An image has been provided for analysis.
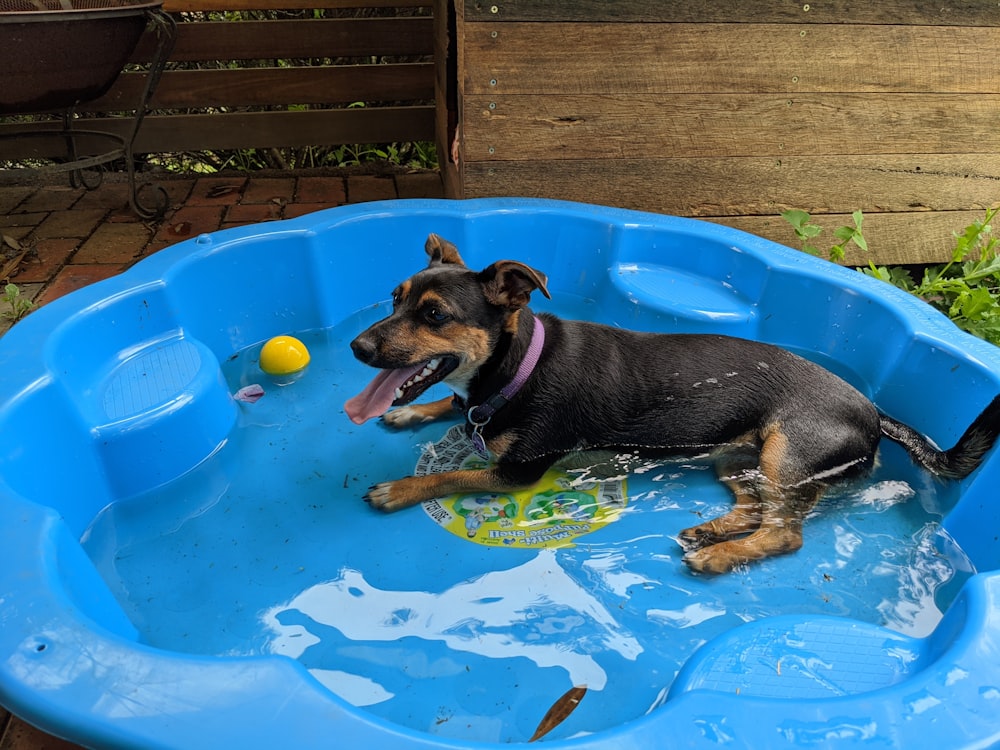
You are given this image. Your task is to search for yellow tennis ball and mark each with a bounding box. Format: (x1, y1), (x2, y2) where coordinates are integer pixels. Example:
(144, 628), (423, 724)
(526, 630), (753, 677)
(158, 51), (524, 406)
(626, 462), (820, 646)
(259, 335), (310, 376)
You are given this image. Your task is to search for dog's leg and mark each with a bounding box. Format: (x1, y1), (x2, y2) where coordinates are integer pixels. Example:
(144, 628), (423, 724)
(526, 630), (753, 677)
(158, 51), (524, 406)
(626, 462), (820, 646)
(683, 482), (822, 574)
(382, 396), (458, 429)
(678, 452), (763, 551)
(682, 430), (827, 574)
(365, 458), (552, 512)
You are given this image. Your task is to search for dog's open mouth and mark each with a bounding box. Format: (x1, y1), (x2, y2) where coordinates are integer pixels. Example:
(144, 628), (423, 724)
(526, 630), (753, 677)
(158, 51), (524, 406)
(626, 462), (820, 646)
(345, 356), (459, 424)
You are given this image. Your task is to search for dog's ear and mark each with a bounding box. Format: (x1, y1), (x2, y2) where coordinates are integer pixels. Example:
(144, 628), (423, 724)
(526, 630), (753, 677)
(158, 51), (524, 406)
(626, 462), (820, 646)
(425, 234), (466, 266)
(480, 260), (551, 309)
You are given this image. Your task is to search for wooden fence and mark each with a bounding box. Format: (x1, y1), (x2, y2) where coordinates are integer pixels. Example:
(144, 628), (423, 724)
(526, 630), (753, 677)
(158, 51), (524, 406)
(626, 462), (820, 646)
(4, 0), (999, 264)
(436, 0), (1000, 264)
(0, 0), (435, 159)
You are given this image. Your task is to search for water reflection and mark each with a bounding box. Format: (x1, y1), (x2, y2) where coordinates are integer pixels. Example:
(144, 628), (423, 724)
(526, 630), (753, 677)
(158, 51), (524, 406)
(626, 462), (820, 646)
(262, 549), (643, 703)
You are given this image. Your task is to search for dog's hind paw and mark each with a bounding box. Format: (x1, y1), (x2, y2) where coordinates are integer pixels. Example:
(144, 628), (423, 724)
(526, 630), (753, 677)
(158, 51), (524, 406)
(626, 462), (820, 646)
(683, 547), (744, 575)
(676, 526), (716, 553)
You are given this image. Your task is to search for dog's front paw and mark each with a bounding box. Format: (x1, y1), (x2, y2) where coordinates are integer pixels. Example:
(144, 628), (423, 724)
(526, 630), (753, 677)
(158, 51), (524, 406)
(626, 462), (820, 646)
(364, 478), (426, 512)
(382, 405), (430, 430)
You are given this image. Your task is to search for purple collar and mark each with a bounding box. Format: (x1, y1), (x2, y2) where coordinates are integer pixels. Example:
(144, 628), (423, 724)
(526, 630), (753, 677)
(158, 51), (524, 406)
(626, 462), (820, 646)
(466, 315), (545, 456)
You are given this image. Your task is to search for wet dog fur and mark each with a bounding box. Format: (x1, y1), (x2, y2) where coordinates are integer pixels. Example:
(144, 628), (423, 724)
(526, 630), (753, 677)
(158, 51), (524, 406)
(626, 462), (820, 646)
(347, 234), (1000, 574)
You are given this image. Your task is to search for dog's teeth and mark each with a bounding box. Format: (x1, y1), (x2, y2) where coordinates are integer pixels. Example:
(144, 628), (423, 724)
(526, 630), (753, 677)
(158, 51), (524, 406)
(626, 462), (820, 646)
(394, 387), (404, 400)
(420, 366), (433, 377)
(428, 358), (440, 369)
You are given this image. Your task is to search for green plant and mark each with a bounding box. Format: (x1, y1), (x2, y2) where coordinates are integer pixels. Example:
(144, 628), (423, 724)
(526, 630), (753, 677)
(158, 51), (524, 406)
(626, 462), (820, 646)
(863, 207), (1000, 345)
(2, 283), (33, 322)
(781, 207), (1000, 346)
(781, 209), (867, 262)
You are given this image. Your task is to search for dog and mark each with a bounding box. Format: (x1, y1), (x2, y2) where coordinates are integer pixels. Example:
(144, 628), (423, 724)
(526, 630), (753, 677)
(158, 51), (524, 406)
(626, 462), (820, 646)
(345, 234), (1000, 574)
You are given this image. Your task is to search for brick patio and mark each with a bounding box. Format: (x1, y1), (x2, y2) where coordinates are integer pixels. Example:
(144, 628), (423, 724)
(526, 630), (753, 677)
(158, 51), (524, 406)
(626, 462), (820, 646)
(0, 168), (443, 336)
(0, 166), (443, 750)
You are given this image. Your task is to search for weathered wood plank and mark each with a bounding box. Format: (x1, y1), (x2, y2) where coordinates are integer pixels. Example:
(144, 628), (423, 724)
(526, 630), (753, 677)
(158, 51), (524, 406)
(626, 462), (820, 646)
(462, 93), (1000, 160)
(460, 155), (1000, 263)
(464, 23), (1000, 95)
(715, 211), (991, 266)
(90, 63), (434, 109)
(133, 16), (433, 62)
(460, 0), (996, 26)
(0, 106), (435, 157)
(165, 0), (430, 11)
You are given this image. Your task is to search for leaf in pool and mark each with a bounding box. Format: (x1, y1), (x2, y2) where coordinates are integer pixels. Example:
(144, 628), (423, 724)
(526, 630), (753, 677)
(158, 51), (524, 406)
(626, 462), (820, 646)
(234, 384), (265, 403)
(529, 685), (587, 742)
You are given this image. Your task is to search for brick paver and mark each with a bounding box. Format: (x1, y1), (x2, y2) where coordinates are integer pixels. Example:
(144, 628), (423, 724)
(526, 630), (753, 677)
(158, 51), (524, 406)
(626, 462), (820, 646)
(187, 177), (246, 206)
(0, 187), (33, 214)
(0, 211), (47, 230)
(152, 205), (225, 244)
(284, 203), (333, 220)
(12, 239), (77, 284)
(75, 223), (152, 264)
(397, 171), (448, 199)
(296, 176), (347, 205)
(16, 186), (82, 213)
(34, 209), (106, 240)
(224, 201), (282, 226)
(242, 177), (295, 205)
(38, 263), (126, 305)
(347, 175), (397, 203)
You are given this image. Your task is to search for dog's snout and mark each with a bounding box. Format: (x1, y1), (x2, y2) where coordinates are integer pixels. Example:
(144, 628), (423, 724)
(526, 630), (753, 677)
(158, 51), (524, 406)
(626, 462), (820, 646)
(350, 335), (378, 364)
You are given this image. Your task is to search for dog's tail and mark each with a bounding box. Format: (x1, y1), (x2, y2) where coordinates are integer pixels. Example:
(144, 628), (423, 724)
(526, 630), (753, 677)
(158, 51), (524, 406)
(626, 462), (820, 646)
(880, 394), (1000, 480)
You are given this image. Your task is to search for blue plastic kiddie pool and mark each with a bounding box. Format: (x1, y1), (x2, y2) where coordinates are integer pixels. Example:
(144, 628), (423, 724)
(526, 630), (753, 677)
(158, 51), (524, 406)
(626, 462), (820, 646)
(1, 199), (999, 748)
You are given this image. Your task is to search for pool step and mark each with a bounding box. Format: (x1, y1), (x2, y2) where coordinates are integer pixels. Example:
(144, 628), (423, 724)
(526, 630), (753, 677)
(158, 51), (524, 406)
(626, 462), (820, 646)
(670, 615), (925, 700)
(90, 335), (237, 499)
(611, 262), (756, 330)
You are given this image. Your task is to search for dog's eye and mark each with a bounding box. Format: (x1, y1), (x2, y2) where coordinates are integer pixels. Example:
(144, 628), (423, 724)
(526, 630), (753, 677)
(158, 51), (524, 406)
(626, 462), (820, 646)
(424, 307), (451, 324)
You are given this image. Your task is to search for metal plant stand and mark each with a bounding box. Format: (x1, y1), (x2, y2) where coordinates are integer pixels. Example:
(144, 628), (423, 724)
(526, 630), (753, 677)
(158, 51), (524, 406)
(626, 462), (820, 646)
(0, 0), (176, 219)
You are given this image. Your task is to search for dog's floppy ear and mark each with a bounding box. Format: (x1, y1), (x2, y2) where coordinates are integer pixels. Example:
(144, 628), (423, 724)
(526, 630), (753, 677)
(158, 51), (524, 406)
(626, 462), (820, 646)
(480, 260), (551, 309)
(425, 233), (466, 266)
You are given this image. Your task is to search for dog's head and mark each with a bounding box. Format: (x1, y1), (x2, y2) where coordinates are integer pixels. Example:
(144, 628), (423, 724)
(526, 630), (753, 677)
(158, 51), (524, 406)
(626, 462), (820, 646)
(345, 234), (550, 424)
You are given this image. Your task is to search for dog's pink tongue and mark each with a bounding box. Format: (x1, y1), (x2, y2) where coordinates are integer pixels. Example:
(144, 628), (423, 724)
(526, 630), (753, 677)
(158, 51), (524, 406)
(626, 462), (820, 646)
(345, 363), (426, 424)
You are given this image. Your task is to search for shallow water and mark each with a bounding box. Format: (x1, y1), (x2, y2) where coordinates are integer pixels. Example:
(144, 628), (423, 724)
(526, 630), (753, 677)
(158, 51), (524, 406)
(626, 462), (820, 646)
(81, 301), (974, 743)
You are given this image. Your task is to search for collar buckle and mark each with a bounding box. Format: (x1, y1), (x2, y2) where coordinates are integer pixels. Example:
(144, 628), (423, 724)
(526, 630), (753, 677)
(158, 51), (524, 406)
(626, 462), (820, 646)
(463, 315), (545, 456)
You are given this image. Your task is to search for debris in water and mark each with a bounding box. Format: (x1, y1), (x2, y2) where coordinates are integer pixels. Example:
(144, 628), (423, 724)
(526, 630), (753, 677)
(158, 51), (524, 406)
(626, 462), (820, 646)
(529, 685), (587, 742)
(234, 384), (265, 403)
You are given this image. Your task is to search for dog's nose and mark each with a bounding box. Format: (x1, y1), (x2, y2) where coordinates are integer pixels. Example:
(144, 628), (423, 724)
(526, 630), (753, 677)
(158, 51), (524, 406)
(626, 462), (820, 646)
(350, 335), (377, 364)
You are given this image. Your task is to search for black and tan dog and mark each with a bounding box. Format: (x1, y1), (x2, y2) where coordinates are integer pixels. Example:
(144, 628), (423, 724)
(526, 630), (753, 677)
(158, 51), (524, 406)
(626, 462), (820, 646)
(345, 234), (1000, 574)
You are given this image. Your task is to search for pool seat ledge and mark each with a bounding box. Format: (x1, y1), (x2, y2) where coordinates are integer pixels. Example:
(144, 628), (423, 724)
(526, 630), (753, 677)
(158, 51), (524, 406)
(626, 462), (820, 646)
(85, 334), (237, 499)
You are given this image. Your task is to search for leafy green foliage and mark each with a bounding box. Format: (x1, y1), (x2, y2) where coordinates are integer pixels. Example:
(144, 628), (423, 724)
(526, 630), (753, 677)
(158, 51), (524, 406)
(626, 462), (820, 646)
(782, 208), (1000, 346)
(862, 207), (1000, 345)
(780, 209), (866, 262)
(2, 283), (33, 322)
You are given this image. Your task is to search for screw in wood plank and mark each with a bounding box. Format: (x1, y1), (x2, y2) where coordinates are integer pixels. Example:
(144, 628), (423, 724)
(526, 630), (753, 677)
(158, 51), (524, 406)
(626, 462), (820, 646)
(490, 4), (498, 12)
